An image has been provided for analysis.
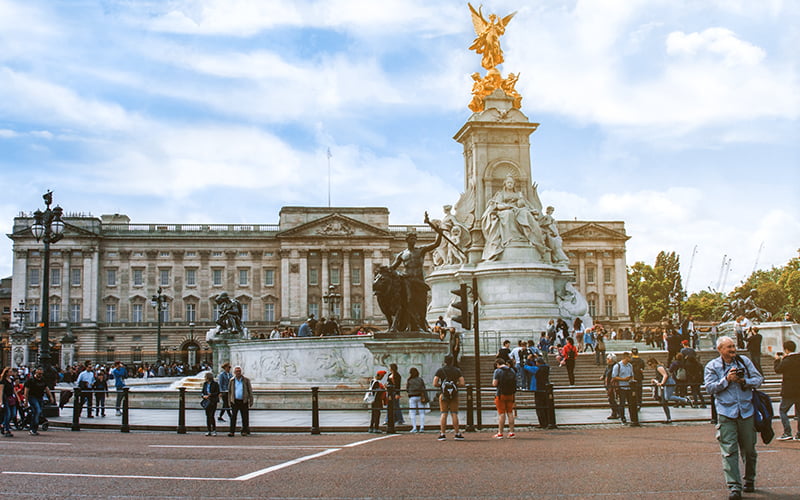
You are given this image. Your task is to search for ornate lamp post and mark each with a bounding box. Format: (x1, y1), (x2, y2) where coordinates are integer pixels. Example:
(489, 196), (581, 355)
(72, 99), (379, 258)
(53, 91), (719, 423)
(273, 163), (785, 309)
(28, 191), (65, 388)
(322, 284), (342, 320)
(151, 287), (167, 365)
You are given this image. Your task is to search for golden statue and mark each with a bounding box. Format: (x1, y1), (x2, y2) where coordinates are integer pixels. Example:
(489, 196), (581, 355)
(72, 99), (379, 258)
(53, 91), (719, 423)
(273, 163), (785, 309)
(468, 3), (516, 71)
(467, 4), (522, 113)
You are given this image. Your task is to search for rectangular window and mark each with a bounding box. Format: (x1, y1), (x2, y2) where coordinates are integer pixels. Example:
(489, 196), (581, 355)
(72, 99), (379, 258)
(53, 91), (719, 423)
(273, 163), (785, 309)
(212, 269), (223, 286)
(29, 268), (40, 286)
(604, 267), (612, 284)
(588, 298), (597, 317)
(586, 267), (595, 284)
(265, 269), (275, 286)
(186, 303), (196, 322)
(70, 302), (81, 323)
(29, 304), (39, 324)
(51, 268), (61, 286)
(213, 304), (220, 321)
(71, 268), (81, 286)
(351, 302), (362, 320)
(132, 347), (142, 362)
(212, 251), (223, 257)
(159, 251), (170, 257)
(351, 268), (361, 286)
(308, 302), (318, 319)
(186, 251), (196, 257)
(308, 268), (318, 286)
(105, 304), (116, 323)
(605, 297), (614, 317)
(330, 268), (340, 286)
(239, 269), (249, 286)
(132, 304), (143, 323)
(50, 303), (60, 323)
(159, 303), (169, 322)
(106, 348), (115, 363)
(159, 269), (170, 286)
(264, 303), (275, 322)
(241, 303), (249, 322)
(107, 269), (117, 286)
(133, 269), (144, 286)
(186, 269), (196, 286)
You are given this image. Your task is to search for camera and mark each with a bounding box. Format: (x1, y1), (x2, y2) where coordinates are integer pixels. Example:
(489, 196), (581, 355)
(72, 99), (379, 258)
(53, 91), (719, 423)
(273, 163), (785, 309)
(776, 352), (784, 356)
(735, 368), (745, 378)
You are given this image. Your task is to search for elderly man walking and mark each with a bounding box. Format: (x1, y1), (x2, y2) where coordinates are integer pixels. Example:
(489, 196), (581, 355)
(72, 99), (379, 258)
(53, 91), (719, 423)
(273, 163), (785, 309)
(227, 366), (253, 437)
(705, 336), (763, 500)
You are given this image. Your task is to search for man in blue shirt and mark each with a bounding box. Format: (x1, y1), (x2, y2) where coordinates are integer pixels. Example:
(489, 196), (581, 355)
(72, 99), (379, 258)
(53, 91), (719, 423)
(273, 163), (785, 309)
(297, 319), (312, 337)
(705, 336), (763, 500)
(611, 352), (639, 426)
(110, 361), (127, 416)
(76, 361), (96, 418)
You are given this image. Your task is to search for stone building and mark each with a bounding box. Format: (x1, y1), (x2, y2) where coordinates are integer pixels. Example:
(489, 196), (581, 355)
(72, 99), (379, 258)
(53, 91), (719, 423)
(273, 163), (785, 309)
(6, 206), (629, 366)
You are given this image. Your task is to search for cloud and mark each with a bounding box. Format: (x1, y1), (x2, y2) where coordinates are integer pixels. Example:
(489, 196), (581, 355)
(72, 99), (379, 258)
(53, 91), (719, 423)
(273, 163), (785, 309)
(666, 28), (766, 66)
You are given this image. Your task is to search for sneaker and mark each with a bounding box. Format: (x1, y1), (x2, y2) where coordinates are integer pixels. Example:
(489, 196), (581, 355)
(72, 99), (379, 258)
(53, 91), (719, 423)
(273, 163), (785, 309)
(606, 415), (619, 420)
(29, 430), (39, 436)
(507, 432), (516, 439)
(728, 490), (742, 500)
(205, 432), (212, 436)
(437, 434), (446, 441)
(115, 411), (122, 416)
(795, 434), (800, 441)
(777, 434), (793, 441)
(409, 428), (418, 433)
(494, 433), (503, 439)
(454, 433), (465, 440)
(212, 431), (217, 436)
(227, 432), (235, 437)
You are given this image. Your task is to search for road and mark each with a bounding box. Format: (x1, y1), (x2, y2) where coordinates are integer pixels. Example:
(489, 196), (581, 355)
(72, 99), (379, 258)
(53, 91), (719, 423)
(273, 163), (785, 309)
(0, 423), (798, 499)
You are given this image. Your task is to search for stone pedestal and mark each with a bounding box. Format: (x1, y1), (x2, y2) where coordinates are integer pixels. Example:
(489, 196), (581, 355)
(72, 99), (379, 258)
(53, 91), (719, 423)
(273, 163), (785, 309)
(9, 332), (32, 368)
(60, 334), (76, 369)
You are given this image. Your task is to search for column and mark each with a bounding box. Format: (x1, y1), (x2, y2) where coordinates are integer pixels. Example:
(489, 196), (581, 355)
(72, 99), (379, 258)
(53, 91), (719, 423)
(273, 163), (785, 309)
(596, 255), (605, 319)
(84, 247), (99, 323)
(342, 250), (350, 320)
(11, 250), (27, 312)
(62, 250), (71, 319)
(321, 251), (329, 289)
(614, 250), (628, 317)
(577, 251), (586, 295)
(363, 251), (374, 321)
(280, 249), (290, 321)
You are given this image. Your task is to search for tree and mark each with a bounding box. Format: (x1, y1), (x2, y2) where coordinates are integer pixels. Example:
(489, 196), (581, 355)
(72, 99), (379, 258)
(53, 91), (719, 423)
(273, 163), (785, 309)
(627, 251), (683, 324)
(683, 290), (726, 321)
(728, 250), (800, 321)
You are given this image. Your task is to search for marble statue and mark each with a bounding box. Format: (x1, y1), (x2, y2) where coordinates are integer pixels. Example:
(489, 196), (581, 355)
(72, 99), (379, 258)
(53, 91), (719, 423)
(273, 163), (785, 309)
(538, 206), (569, 265)
(481, 174), (549, 262)
(468, 3), (516, 71)
(432, 205), (470, 267)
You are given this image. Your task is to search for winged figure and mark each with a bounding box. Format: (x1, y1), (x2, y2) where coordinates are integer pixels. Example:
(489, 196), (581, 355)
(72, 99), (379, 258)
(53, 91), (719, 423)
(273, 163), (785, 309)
(468, 3), (517, 70)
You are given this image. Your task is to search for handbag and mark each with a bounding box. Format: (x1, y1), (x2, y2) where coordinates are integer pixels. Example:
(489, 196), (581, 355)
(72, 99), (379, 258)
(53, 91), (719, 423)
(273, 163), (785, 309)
(420, 391), (429, 404)
(363, 380), (377, 404)
(201, 397), (210, 409)
(6, 395), (17, 407)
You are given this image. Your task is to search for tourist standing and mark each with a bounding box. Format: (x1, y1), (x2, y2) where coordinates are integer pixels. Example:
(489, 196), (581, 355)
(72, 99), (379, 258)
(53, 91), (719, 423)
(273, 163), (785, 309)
(496, 339), (511, 363)
(76, 361), (95, 418)
(612, 352), (638, 425)
(563, 337), (578, 385)
(704, 336), (763, 499)
(602, 354), (619, 419)
(110, 361), (127, 416)
(746, 327), (763, 374)
(1, 368), (16, 437)
(492, 358), (516, 439)
(630, 348), (645, 408)
(433, 354), (465, 441)
(386, 363), (405, 426)
(217, 362), (232, 422)
(227, 366), (253, 436)
(774, 340), (800, 441)
(595, 331), (606, 366)
(202, 371), (220, 436)
(406, 367), (427, 433)
(23, 368), (53, 436)
(367, 370), (387, 433)
(92, 371), (108, 417)
(532, 357), (551, 428)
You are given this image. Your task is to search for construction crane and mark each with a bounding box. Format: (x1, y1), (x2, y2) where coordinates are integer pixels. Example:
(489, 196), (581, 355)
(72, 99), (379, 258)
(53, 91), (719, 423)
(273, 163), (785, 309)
(720, 257), (732, 293)
(752, 241), (764, 274)
(715, 254), (732, 292)
(684, 245), (698, 292)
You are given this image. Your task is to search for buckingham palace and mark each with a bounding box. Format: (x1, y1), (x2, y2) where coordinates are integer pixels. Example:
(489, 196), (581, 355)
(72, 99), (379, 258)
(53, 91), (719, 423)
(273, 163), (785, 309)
(5, 206), (630, 366)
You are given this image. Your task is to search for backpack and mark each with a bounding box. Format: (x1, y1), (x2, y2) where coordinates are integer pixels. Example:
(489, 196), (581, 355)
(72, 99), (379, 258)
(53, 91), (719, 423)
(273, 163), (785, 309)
(675, 366), (687, 382)
(566, 347), (576, 360)
(441, 379), (458, 401)
(498, 367), (517, 395)
(363, 380), (378, 404)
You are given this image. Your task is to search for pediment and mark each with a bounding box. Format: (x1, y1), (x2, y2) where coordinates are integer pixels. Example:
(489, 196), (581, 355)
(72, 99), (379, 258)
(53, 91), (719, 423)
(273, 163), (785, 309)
(561, 223), (629, 241)
(277, 213), (392, 239)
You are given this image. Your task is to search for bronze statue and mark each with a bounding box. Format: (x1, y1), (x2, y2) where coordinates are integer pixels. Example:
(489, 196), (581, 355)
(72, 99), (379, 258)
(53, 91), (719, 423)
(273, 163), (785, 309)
(215, 292), (244, 335)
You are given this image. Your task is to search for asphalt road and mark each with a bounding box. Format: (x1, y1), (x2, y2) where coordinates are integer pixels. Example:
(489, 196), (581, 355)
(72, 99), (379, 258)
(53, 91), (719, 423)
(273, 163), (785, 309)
(0, 423), (798, 499)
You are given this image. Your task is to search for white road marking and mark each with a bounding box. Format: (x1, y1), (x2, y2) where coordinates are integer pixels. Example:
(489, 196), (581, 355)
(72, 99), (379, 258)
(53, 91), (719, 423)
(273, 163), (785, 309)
(0, 442), (72, 446)
(2, 434), (399, 482)
(150, 445), (333, 450)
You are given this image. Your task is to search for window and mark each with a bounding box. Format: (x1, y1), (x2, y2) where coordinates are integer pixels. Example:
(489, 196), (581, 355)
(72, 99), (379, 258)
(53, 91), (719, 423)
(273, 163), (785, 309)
(330, 268), (340, 285)
(132, 304), (143, 323)
(308, 302), (318, 319)
(586, 267), (595, 284)
(264, 303), (275, 322)
(588, 298), (597, 317)
(239, 269), (249, 286)
(71, 268), (81, 286)
(105, 304), (116, 323)
(212, 251), (223, 257)
(159, 269), (170, 287)
(70, 301), (81, 323)
(213, 303), (220, 321)
(29, 268), (40, 286)
(51, 268), (61, 286)
(186, 251), (196, 257)
(308, 268), (318, 286)
(186, 303), (196, 322)
(132, 346), (142, 362)
(107, 269), (117, 286)
(605, 297), (615, 317)
(265, 269), (275, 286)
(212, 269), (223, 286)
(332, 302), (341, 317)
(241, 303), (249, 322)
(29, 304), (39, 324)
(50, 303), (60, 323)
(264, 252), (273, 257)
(351, 302), (362, 320)
(133, 269), (144, 286)
(238, 251), (249, 257)
(106, 348), (115, 363)
(604, 267), (612, 284)
(186, 269), (196, 286)
(159, 251), (170, 257)
(133, 251), (143, 257)
(158, 302), (169, 322)
(351, 268), (361, 286)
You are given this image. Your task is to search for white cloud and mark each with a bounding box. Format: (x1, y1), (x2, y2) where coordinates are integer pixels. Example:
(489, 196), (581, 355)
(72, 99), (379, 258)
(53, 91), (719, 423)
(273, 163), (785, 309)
(666, 28), (766, 66)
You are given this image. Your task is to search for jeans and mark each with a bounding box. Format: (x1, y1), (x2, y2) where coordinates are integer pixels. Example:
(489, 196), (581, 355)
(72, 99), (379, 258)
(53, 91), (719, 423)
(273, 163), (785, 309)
(663, 380), (689, 405)
(2, 404), (13, 433)
(779, 397), (799, 436)
(408, 396), (425, 430)
(716, 415), (757, 492)
(616, 388), (638, 424)
(219, 393), (232, 419)
(80, 390), (93, 416)
(115, 389), (125, 412)
(95, 394), (106, 416)
(28, 397), (43, 432)
(370, 400), (382, 430)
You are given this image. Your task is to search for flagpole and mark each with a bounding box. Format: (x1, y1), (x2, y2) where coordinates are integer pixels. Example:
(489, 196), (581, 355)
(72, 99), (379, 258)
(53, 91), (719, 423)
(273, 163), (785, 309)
(327, 148), (332, 207)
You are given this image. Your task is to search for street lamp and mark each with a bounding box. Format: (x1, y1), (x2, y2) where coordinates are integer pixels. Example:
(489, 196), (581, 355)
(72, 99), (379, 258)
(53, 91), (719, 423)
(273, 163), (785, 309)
(12, 300), (30, 333)
(151, 287), (167, 365)
(322, 284), (342, 320)
(28, 191), (65, 388)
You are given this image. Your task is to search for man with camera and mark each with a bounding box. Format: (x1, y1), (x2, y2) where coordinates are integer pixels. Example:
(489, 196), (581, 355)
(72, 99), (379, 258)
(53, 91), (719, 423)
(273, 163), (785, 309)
(774, 340), (800, 441)
(704, 336), (763, 500)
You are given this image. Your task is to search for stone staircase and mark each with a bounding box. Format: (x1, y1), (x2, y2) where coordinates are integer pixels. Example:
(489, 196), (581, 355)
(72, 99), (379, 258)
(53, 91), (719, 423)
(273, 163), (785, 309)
(459, 350), (782, 410)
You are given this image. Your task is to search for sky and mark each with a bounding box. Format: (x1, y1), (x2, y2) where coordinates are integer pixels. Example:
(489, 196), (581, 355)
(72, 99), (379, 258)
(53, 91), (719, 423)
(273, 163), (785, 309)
(0, 0), (798, 295)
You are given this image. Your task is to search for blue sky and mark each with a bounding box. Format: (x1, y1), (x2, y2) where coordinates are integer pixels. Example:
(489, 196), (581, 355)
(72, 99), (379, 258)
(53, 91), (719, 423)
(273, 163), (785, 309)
(0, 0), (798, 294)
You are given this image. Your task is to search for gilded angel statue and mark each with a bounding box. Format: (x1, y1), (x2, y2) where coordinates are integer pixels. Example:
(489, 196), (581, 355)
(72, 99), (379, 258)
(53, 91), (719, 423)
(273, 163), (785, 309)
(468, 3), (517, 70)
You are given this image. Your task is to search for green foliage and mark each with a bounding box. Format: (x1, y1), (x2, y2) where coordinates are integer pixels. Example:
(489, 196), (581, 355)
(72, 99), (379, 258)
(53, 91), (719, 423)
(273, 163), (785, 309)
(729, 251), (800, 320)
(683, 290), (726, 321)
(627, 251), (684, 323)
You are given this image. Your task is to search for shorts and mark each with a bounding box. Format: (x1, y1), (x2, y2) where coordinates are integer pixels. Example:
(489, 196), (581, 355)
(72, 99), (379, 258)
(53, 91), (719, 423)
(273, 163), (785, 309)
(495, 394), (515, 414)
(439, 394), (459, 413)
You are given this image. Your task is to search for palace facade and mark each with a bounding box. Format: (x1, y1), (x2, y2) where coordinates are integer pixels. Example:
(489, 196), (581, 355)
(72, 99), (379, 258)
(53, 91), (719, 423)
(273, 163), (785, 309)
(5, 206), (630, 366)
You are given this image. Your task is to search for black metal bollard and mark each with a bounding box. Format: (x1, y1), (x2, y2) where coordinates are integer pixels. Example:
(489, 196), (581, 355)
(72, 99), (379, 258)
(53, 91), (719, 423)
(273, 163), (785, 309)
(387, 391), (396, 434)
(629, 380), (640, 427)
(120, 387), (130, 433)
(546, 383), (557, 429)
(465, 384), (475, 432)
(310, 387), (320, 435)
(71, 387), (81, 431)
(177, 387), (186, 434)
